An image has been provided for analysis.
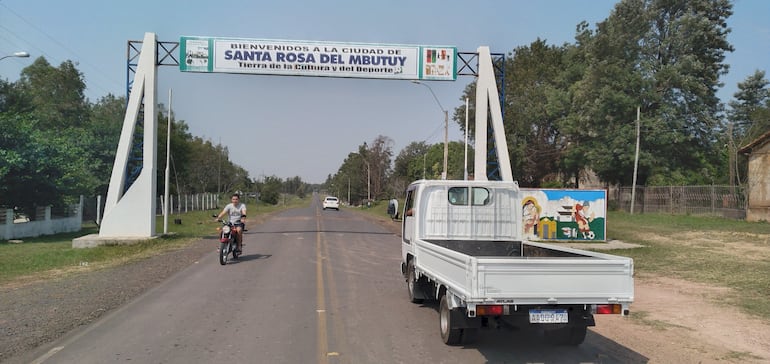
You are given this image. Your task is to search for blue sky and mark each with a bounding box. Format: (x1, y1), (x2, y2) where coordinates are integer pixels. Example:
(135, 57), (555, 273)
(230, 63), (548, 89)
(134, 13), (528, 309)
(2, 0), (768, 184)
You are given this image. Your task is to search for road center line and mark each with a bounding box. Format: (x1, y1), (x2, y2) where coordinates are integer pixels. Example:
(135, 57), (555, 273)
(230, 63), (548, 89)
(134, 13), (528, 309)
(316, 208), (329, 364)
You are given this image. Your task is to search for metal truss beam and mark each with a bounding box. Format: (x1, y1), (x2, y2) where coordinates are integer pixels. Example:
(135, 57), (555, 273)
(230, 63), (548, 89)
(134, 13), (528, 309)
(458, 51), (506, 181)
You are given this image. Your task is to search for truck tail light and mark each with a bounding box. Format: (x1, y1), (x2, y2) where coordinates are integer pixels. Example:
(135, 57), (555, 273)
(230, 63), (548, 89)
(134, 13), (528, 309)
(595, 304), (622, 314)
(476, 305), (504, 316)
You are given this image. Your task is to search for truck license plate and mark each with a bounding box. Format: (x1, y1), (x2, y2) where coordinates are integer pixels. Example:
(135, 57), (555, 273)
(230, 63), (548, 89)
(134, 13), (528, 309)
(529, 309), (568, 323)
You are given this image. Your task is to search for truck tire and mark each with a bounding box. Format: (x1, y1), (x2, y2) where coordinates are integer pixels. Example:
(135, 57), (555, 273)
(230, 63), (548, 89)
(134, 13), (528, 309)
(439, 295), (463, 345)
(406, 260), (424, 304)
(543, 324), (587, 345)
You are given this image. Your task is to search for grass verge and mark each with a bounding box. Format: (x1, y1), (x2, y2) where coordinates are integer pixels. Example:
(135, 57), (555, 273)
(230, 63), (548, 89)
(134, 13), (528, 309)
(0, 196), (309, 285)
(606, 211), (770, 321)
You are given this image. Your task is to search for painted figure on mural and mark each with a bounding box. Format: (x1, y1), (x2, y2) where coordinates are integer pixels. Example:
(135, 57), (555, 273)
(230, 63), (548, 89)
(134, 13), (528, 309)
(573, 201), (594, 234)
(522, 197), (541, 238)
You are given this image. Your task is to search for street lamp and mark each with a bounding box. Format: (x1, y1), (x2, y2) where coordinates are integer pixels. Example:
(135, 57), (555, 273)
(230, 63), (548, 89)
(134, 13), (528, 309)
(412, 80), (449, 180)
(0, 51), (30, 62)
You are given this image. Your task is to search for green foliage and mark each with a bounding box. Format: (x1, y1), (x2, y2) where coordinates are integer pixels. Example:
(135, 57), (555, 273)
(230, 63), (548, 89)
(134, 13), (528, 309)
(325, 136), (395, 203)
(0, 113), (98, 211)
(393, 141), (428, 181)
(88, 94), (126, 196)
(574, 0), (733, 186)
(0, 59), (112, 212)
(541, 180), (564, 188)
(17, 57), (90, 128)
(503, 39), (571, 187)
(445, 0), (736, 188)
(283, 176), (309, 198)
(726, 71), (770, 185)
(258, 175), (283, 204)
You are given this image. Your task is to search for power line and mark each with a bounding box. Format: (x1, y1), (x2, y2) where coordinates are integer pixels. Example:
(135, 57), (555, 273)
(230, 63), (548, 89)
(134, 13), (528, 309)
(0, 3), (122, 98)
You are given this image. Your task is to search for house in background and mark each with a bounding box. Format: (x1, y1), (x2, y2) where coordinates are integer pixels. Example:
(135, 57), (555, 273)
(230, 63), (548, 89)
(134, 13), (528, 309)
(739, 130), (770, 222)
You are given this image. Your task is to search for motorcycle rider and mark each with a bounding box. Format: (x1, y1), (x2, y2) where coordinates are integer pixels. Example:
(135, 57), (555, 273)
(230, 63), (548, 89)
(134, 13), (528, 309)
(215, 193), (247, 254)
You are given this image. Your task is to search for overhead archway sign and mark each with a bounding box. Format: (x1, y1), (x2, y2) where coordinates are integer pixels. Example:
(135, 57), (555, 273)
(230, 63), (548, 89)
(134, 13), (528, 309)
(76, 33), (511, 244)
(179, 36), (457, 81)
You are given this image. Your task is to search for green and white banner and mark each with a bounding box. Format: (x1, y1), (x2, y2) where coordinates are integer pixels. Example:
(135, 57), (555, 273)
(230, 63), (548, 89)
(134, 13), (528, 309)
(180, 36), (456, 81)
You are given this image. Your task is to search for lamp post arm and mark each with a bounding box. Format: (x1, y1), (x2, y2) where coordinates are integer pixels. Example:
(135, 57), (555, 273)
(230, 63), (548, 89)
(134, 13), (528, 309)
(412, 81), (446, 113)
(0, 52), (30, 62)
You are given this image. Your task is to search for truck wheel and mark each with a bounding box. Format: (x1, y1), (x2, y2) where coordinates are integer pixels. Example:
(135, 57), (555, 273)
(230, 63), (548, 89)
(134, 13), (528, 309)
(543, 324), (587, 345)
(406, 260), (424, 304)
(439, 295), (463, 345)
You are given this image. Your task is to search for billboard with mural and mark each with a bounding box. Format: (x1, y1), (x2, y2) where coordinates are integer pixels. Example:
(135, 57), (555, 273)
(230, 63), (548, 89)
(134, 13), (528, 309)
(520, 189), (607, 241)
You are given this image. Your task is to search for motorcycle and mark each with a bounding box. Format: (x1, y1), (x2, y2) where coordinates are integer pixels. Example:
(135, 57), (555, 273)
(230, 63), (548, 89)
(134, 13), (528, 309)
(214, 217), (240, 265)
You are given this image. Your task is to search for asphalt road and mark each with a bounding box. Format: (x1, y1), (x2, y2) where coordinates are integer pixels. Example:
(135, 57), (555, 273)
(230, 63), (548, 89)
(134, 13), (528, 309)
(24, 196), (647, 364)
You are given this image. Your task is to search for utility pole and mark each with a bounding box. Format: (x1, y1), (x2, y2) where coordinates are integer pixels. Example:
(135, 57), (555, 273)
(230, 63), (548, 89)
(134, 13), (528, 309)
(163, 89), (172, 234)
(423, 153), (426, 179)
(361, 160), (371, 206)
(728, 122), (735, 186)
(464, 97), (469, 180)
(217, 137), (222, 195)
(631, 107), (640, 214)
(443, 109), (448, 180)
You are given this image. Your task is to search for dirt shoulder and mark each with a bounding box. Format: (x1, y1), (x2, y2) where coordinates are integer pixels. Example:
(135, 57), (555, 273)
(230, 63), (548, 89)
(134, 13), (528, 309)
(2, 213), (768, 363)
(0, 238), (216, 363)
(596, 273), (770, 363)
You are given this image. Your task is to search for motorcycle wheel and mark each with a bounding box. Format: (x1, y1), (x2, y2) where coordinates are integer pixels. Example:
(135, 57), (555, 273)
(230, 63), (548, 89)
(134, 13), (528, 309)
(219, 242), (228, 265)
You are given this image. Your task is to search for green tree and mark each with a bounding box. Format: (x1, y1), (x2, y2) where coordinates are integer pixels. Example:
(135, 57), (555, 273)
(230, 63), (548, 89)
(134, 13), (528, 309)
(327, 149), (371, 205)
(258, 175), (283, 205)
(283, 176), (309, 198)
(0, 114), (97, 213)
(504, 39), (572, 187)
(17, 57), (90, 128)
(570, 0), (733, 186)
(728, 71), (769, 138)
(365, 135), (394, 200)
(727, 70), (770, 185)
(0, 78), (29, 113)
(393, 141), (430, 182)
(0, 58), (102, 213)
(455, 40), (574, 186)
(87, 94), (126, 196)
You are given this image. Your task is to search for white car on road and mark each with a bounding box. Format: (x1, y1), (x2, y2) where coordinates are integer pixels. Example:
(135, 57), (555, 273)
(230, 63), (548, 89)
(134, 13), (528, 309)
(322, 196), (340, 210)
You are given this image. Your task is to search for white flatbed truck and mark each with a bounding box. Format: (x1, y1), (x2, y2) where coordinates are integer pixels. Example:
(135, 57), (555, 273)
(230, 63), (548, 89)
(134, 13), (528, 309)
(398, 47), (633, 345)
(400, 179), (634, 345)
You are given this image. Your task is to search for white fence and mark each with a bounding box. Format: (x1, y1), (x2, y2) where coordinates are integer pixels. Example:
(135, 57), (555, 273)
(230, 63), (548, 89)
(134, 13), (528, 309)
(157, 193), (220, 216)
(1, 196), (83, 240)
(3, 193), (225, 240)
(79, 193), (220, 226)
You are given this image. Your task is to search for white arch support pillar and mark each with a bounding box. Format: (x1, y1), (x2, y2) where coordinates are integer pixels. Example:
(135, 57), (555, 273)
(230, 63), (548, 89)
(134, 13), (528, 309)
(99, 32), (159, 238)
(474, 46), (513, 182)
(74, 33), (158, 247)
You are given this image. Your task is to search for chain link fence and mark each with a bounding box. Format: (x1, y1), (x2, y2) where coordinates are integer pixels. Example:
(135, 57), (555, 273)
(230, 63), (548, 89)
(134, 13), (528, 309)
(607, 185), (746, 219)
